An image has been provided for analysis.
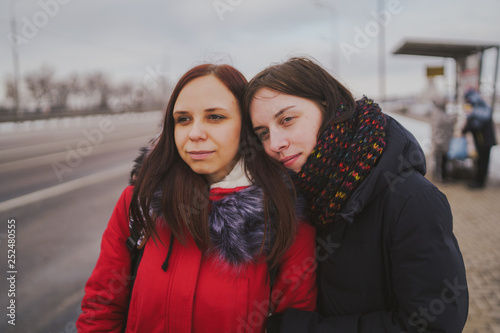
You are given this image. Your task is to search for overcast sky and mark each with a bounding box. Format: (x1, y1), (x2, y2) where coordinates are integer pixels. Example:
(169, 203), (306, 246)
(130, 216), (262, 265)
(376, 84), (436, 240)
(1, 0), (499, 106)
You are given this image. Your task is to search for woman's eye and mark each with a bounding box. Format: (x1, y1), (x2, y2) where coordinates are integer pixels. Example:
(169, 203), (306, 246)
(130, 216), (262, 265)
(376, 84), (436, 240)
(208, 114), (226, 121)
(256, 130), (269, 141)
(281, 116), (295, 125)
(175, 116), (190, 123)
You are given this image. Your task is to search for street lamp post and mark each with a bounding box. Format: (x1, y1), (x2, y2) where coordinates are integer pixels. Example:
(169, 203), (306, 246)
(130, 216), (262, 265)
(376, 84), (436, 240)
(10, 0), (21, 117)
(312, 0), (339, 75)
(378, 0), (386, 102)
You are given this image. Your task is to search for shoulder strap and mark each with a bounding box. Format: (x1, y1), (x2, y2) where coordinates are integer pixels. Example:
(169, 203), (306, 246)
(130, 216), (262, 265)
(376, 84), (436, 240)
(267, 263), (279, 316)
(123, 207), (144, 332)
(126, 220), (144, 293)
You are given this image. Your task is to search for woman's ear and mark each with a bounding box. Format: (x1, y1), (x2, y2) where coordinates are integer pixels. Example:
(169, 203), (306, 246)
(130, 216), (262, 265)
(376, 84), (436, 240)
(318, 101), (327, 118)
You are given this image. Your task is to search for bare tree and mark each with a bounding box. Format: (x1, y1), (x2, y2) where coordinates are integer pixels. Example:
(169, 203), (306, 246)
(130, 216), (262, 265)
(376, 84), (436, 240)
(112, 81), (134, 111)
(24, 65), (55, 112)
(151, 75), (172, 108)
(4, 76), (18, 111)
(51, 73), (80, 112)
(84, 72), (111, 111)
(3, 64), (172, 115)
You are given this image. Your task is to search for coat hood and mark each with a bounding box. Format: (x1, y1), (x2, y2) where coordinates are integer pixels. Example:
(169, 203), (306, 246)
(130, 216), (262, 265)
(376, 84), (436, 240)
(464, 89), (487, 107)
(338, 115), (427, 223)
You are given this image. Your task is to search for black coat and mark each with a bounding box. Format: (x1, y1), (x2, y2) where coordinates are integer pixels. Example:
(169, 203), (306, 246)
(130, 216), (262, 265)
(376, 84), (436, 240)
(462, 91), (497, 148)
(279, 116), (469, 332)
(463, 114), (497, 148)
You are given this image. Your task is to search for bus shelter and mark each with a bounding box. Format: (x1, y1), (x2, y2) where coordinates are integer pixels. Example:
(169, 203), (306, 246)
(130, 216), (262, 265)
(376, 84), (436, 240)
(393, 39), (499, 112)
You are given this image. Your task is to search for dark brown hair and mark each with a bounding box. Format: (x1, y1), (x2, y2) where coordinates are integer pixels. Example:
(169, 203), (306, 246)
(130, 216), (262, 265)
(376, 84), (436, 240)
(243, 57), (356, 135)
(129, 63), (297, 267)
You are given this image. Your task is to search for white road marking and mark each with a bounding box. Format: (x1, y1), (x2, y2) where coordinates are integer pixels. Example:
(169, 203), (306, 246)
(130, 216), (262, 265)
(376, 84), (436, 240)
(0, 163), (132, 212)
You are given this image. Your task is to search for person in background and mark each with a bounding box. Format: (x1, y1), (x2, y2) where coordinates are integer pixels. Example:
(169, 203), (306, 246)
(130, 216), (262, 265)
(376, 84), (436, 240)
(244, 57), (468, 332)
(76, 63), (317, 332)
(462, 88), (497, 189)
(431, 96), (456, 182)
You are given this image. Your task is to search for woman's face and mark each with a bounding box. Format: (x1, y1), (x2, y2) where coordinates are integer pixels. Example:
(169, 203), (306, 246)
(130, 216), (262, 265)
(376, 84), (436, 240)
(250, 88), (323, 173)
(174, 75), (242, 183)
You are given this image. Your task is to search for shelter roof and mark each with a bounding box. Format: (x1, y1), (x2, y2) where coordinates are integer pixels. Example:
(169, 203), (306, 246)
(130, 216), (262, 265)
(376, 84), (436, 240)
(393, 39), (499, 59)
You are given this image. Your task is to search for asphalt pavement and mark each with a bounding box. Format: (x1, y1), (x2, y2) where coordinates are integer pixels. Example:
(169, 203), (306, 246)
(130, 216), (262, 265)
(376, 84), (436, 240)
(0, 111), (163, 332)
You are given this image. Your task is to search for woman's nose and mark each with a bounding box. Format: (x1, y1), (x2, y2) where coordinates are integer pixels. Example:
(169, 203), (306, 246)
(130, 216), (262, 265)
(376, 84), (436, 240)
(188, 121), (207, 141)
(269, 130), (288, 153)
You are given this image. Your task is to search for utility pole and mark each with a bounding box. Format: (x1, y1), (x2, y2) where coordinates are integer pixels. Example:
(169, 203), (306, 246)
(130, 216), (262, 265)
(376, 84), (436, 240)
(10, 0), (21, 116)
(378, 0), (386, 102)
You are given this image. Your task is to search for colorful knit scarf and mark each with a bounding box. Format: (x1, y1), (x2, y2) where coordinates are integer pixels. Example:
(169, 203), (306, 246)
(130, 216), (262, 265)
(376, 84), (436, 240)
(292, 96), (386, 225)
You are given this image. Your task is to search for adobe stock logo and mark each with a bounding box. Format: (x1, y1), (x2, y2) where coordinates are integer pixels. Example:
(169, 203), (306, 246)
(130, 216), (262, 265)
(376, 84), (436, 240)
(7, 0), (73, 46)
(212, 0), (243, 21)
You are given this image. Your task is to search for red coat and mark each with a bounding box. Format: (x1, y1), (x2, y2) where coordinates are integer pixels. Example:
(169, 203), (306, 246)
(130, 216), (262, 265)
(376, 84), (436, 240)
(77, 185), (317, 332)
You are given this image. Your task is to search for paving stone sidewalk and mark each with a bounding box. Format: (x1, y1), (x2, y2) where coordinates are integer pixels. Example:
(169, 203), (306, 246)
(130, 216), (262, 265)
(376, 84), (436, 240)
(436, 178), (500, 332)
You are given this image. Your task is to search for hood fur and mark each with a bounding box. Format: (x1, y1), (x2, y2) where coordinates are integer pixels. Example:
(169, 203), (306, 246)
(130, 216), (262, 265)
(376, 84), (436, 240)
(208, 186), (274, 266)
(145, 184), (276, 267)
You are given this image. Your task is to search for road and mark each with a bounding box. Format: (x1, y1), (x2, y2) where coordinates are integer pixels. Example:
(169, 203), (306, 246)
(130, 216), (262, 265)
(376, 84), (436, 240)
(0, 111), (162, 333)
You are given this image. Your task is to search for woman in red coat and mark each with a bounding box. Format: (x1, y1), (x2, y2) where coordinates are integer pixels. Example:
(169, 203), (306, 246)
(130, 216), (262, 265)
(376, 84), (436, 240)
(76, 63), (317, 332)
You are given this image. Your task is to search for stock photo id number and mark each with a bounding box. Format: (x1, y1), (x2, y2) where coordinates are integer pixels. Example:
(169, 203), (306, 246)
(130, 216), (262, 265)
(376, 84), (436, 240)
(6, 218), (17, 326)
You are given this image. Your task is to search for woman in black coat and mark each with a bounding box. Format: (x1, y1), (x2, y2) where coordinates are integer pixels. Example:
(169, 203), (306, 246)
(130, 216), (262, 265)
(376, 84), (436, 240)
(462, 89), (497, 188)
(243, 57), (469, 332)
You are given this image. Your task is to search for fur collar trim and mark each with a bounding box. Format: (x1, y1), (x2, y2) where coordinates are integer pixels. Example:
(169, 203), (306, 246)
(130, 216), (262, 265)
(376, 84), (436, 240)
(148, 185), (274, 267)
(208, 185), (273, 266)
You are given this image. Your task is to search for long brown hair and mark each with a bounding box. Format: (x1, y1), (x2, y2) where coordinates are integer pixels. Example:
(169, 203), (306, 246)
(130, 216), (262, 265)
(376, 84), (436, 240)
(243, 57), (356, 135)
(129, 63), (297, 267)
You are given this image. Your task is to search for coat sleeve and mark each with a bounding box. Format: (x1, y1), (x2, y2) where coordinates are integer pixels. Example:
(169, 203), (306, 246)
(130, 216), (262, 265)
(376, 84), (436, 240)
(272, 221), (317, 314)
(76, 186), (135, 332)
(278, 186), (469, 333)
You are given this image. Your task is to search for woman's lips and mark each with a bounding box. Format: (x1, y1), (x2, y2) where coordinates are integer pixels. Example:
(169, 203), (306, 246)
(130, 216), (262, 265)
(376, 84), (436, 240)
(188, 151), (214, 160)
(280, 153), (301, 168)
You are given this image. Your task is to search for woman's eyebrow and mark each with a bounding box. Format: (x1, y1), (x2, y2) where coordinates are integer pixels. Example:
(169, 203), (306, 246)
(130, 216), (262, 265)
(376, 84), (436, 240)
(274, 105), (295, 119)
(205, 107), (227, 112)
(253, 105), (296, 131)
(173, 110), (188, 115)
(173, 107), (227, 114)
